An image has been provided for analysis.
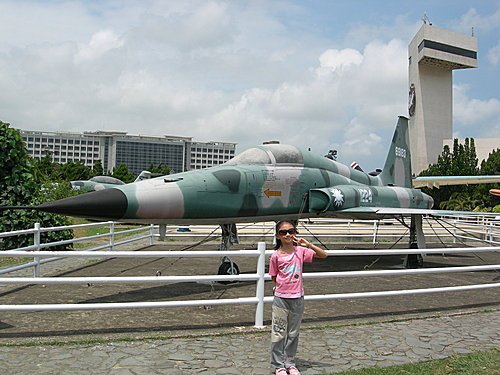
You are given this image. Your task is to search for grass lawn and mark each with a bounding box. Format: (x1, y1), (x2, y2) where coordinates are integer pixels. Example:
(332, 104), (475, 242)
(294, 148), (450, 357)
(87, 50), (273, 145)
(0, 257), (32, 268)
(331, 349), (499, 375)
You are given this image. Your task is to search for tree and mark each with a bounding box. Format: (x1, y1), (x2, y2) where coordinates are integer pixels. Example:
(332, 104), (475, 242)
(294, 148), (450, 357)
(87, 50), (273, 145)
(480, 148), (500, 175)
(476, 148), (500, 209)
(57, 161), (91, 181)
(438, 192), (482, 211)
(449, 138), (478, 176)
(0, 121), (72, 250)
(419, 138), (479, 209)
(112, 163), (135, 183)
(92, 159), (104, 177)
(146, 163), (171, 176)
(33, 153), (56, 182)
(420, 140), (499, 211)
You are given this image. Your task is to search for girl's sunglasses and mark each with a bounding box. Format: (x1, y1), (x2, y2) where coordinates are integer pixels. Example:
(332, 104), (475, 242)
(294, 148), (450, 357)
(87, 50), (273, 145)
(278, 228), (297, 236)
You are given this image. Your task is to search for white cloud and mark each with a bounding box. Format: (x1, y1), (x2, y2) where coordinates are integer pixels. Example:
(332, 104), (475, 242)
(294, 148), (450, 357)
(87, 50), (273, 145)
(340, 120), (384, 161)
(454, 84), (500, 138)
(453, 7), (500, 34)
(488, 42), (500, 65)
(316, 48), (363, 77)
(344, 16), (419, 49)
(195, 38), (408, 169)
(75, 30), (124, 63)
(134, 1), (234, 51)
(0, 1), (98, 49)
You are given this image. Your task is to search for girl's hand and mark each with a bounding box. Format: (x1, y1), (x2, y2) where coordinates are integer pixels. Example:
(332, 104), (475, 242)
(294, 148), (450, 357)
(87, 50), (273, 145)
(294, 236), (328, 258)
(293, 236), (310, 248)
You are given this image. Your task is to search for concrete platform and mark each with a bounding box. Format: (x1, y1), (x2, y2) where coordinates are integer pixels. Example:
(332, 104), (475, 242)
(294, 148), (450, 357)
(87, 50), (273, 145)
(0, 238), (498, 373)
(0, 239), (498, 342)
(0, 310), (498, 374)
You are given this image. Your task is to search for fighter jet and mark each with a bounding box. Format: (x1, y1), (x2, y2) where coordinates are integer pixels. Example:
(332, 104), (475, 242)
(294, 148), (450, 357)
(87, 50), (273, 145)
(22, 117), (433, 269)
(70, 171), (159, 192)
(7, 116), (495, 272)
(70, 175), (125, 192)
(37, 117), (434, 223)
(413, 175), (500, 189)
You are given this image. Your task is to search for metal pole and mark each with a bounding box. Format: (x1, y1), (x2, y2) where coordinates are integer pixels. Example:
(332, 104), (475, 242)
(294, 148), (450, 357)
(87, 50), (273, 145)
(159, 224), (167, 241)
(254, 241), (266, 328)
(33, 222), (41, 277)
(453, 220), (457, 244)
(149, 224), (155, 245)
(415, 215), (426, 249)
(109, 222), (115, 250)
(372, 221), (378, 245)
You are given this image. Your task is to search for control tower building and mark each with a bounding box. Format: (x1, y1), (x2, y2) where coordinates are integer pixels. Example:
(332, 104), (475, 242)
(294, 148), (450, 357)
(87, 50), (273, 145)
(408, 23), (477, 174)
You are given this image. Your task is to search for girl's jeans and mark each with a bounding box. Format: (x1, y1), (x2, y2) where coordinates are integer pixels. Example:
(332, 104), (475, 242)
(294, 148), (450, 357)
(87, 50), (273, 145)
(270, 296), (304, 369)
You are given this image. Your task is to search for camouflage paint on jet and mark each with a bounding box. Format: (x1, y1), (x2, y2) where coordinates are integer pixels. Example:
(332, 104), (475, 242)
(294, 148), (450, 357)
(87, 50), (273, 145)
(70, 176), (125, 192)
(37, 117), (435, 224)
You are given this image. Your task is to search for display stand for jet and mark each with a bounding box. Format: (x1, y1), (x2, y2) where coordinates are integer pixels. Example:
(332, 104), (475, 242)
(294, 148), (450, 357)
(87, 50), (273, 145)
(404, 214), (425, 268)
(158, 224), (167, 241)
(158, 223), (240, 280)
(217, 223), (240, 282)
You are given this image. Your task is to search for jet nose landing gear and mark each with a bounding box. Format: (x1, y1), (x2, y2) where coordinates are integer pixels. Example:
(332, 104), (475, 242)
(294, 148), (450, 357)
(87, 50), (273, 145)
(404, 214), (425, 269)
(218, 224), (240, 284)
(218, 256), (240, 284)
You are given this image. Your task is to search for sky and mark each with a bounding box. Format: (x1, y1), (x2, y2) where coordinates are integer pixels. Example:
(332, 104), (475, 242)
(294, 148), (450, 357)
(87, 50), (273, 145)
(0, 0), (499, 171)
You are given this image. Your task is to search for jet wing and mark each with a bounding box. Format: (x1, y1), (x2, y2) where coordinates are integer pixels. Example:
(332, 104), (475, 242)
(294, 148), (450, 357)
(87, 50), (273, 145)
(328, 207), (499, 220)
(413, 175), (500, 188)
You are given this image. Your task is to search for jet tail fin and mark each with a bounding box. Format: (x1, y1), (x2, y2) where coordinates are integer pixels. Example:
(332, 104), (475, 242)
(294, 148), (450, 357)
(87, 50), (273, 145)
(134, 170), (152, 182)
(378, 116), (412, 188)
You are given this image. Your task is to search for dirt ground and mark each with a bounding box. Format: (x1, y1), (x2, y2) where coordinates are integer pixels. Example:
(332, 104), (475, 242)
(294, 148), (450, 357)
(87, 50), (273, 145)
(0, 240), (499, 344)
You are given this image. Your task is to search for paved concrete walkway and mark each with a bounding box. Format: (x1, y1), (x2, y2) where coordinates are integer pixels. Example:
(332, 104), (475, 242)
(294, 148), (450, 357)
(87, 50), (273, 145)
(1, 310), (498, 375)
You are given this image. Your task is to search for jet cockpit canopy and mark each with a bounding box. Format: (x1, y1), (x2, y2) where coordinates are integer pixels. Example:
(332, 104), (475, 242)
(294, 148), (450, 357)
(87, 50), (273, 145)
(89, 176), (125, 185)
(226, 144), (304, 166)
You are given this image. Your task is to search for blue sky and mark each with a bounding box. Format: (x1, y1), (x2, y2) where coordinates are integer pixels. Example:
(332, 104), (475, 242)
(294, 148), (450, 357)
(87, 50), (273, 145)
(0, 0), (498, 171)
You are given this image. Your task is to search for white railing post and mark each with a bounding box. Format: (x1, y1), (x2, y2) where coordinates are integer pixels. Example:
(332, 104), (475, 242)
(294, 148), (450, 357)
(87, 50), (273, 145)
(254, 241), (266, 328)
(109, 222), (115, 250)
(33, 222), (41, 277)
(372, 221), (378, 245)
(149, 224), (155, 246)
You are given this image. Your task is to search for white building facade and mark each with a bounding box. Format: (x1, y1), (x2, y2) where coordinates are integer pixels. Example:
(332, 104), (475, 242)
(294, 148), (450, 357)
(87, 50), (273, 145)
(20, 129), (236, 174)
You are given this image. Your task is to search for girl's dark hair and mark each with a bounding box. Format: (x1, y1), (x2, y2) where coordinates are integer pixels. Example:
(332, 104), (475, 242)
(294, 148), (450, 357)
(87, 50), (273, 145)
(274, 220), (297, 250)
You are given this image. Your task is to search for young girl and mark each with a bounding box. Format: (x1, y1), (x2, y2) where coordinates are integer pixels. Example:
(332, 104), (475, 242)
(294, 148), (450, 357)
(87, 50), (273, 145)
(269, 220), (328, 375)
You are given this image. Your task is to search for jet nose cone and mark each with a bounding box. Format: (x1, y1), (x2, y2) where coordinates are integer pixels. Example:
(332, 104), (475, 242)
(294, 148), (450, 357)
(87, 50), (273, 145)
(38, 188), (128, 220)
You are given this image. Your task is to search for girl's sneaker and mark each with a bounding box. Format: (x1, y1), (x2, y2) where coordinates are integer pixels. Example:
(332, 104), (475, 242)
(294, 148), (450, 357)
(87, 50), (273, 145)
(287, 367), (301, 375)
(275, 368), (287, 375)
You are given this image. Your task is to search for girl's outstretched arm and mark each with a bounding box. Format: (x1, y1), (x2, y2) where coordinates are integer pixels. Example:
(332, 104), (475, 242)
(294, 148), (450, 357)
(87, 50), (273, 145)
(293, 236), (328, 258)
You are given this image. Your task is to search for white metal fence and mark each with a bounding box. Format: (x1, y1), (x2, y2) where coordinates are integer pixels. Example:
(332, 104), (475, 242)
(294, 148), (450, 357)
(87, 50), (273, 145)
(161, 218), (500, 244)
(0, 221), (155, 276)
(0, 218), (499, 328)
